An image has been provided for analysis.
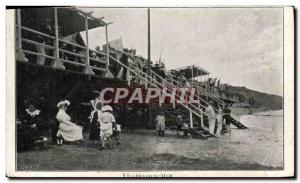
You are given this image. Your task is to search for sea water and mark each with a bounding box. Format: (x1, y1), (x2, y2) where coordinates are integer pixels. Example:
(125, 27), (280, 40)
(222, 110), (284, 168)
(150, 110), (284, 169)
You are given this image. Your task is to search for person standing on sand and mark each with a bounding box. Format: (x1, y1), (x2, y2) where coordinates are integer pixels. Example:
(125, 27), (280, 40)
(223, 105), (232, 133)
(156, 111), (166, 137)
(99, 105), (115, 149)
(176, 114), (183, 136)
(205, 101), (217, 134)
(89, 99), (102, 141)
(216, 107), (223, 136)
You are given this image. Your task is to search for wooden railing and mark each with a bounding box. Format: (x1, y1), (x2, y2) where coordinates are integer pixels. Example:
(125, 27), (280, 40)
(17, 25), (108, 75)
(15, 7), (110, 76)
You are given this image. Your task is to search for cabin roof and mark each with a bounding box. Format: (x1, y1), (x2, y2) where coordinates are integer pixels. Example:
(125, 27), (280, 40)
(171, 65), (210, 79)
(21, 7), (106, 37)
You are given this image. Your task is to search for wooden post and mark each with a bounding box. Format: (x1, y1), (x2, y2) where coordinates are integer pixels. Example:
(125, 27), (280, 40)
(104, 24), (114, 78)
(147, 8), (151, 66)
(84, 15), (94, 74)
(205, 74), (209, 100)
(200, 110), (204, 128)
(172, 97), (176, 109)
(189, 109), (193, 129)
(105, 25), (109, 68)
(127, 70), (131, 86)
(16, 9), (27, 62)
(144, 71), (148, 89)
(52, 8), (64, 69)
(191, 65), (194, 87)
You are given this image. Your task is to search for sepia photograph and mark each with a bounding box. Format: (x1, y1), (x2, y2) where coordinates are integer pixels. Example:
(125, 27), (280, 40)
(5, 6), (294, 177)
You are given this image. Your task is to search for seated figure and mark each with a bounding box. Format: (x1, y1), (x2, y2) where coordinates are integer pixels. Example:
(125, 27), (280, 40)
(56, 99), (84, 144)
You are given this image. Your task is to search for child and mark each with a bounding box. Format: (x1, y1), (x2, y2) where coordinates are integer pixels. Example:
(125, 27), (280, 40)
(156, 111), (166, 137)
(99, 105), (115, 149)
(176, 114), (183, 136)
(181, 122), (189, 138)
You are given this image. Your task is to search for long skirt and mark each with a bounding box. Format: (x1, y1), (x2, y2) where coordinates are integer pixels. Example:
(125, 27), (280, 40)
(57, 123), (83, 141)
(89, 121), (100, 140)
(100, 122), (113, 140)
(208, 118), (216, 134)
(156, 121), (165, 131)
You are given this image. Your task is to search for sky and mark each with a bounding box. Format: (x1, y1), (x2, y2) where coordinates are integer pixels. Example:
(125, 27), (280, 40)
(81, 8), (283, 96)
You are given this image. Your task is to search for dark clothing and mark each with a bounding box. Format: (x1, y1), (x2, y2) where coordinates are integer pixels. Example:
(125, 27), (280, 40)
(89, 112), (100, 140)
(17, 113), (43, 151)
(158, 131), (165, 137)
(223, 108), (231, 125)
(50, 118), (60, 143)
(176, 124), (182, 131)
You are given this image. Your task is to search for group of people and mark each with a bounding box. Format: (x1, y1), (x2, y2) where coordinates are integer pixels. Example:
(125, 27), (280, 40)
(55, 98), (121, 149)
(17, 98), (121, 152)
(205, 101), (232, 136)
(154, 101), (232, 138)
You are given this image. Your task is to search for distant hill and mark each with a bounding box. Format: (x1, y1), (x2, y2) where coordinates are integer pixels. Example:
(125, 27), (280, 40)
(226, 86), (283, 110)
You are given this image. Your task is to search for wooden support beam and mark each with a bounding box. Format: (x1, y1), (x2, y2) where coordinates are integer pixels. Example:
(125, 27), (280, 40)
(105, 25), (109, 68)
(84, 15), (95, 75)
(52, 8), (65, 69)
(16, 9), (27, 62)
(189, 109), (193, 129)
(200, 110), (204, 128)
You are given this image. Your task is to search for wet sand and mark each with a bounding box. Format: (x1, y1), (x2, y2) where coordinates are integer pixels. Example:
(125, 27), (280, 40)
(17, 110), (283, 171)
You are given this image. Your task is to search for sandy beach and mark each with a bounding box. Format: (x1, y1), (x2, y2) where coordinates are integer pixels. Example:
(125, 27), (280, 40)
(17, 110), (283, 171)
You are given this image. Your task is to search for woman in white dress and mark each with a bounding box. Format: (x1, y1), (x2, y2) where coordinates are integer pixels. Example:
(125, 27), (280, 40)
(56, 100), (84, 144)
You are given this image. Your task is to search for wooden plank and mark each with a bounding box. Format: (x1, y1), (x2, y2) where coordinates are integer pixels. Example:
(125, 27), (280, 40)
(60, 58), (86, 67)
(59, 48), (85, 58)
(22, 38), (55, 49)
(21, 26), (55, 39)
(22, 49), (55, 59)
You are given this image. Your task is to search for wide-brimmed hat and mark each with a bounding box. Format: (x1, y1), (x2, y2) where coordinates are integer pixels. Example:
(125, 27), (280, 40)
(57, 99), (70, 108)
(102, 105), (113, 112)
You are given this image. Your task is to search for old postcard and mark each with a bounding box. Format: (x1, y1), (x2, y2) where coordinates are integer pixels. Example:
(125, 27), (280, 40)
(6, 6), (294, 178)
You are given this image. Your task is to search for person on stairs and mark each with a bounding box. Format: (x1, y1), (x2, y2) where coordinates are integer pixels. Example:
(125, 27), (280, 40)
(205, 100), (217, 135)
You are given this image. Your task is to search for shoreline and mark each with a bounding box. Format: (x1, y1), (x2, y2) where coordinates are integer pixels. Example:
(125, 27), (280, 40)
(230, 107), (283, 116)
(17, 129), (283, 171)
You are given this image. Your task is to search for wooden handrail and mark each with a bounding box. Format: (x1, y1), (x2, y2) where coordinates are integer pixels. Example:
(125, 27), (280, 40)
(110, 56), (213, 127)
(22, 38), (55, 50)
(20, 25), (107, 73)
(89, 57), (106, 64)
(22, 49), (55, 60)
(58, 39), (86, 49)
(60, 58), (86, 67)
(90, 66), (106, 72)
(21, 26), (55, 40)
(59, 48), (86, 58)
(130, 63), (209, 115)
